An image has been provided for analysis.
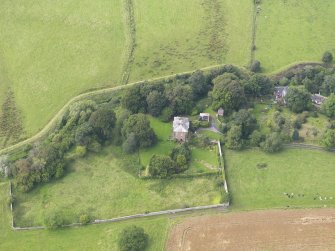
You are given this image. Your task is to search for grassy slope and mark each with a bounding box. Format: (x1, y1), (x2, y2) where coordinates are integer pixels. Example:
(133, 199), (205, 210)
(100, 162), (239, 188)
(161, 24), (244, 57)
(256, 0), (335, 72)
(14, 146), (221, 227)
(226, 148), (335, 210)
(130, 0), (252, 81)
(0, 182), (169, 251)
(0, 0), (125, 137)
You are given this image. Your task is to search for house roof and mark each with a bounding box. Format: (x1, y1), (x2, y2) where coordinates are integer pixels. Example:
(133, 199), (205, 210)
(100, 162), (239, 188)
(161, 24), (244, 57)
(173, 117), (189, 133)
(199, 113), (210, 117)
(311, 94), (327, 104)
(274, 86), (289, 96)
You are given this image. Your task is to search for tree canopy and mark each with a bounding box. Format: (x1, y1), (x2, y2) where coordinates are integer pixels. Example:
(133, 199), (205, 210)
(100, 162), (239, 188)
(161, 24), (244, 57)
(122, 114), (157, 148)
(148, 154), (176, 178)
(321, 94), (335, 118)
(286, 87), (312, 113)
(212, 73), (246, 113)
(121, 85), (147, 114)
(118, 225), (149, 251)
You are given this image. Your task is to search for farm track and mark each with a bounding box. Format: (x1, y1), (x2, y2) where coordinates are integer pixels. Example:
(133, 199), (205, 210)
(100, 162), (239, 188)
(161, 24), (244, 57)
(120, 0), (136, 85)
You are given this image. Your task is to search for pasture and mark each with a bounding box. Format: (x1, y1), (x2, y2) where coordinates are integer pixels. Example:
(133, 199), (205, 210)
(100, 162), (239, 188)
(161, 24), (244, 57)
(225, 148), (335, 210)
(0, 0), (125, 142)
(255, 0), (335, 72)
(0, 0), (253, 149)
(130, 0), (253, 81)
(0, 181), (169, 251)
(13, 146), (221, 227)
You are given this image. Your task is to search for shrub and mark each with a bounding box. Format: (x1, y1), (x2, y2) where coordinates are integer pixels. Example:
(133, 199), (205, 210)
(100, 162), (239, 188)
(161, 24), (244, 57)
(322, 51), (333, 64)
(44, 211), (65, 229)
(321, 129), (335, 149)
(72, 145), (87, 159)
(122, 133), (139, 154)
(79, 214), (91, 225)
(260, 133), (283, 153)
(292, 129), (300, 141)
(87, 140), (102, 153)
(249, 130), (264, 147)
(7, 194), (16, 207)
(250, 60), (261, 73)
(118, 225), (148, 251)
(148, 155), (176, 178)
(160, 107), (173, 122)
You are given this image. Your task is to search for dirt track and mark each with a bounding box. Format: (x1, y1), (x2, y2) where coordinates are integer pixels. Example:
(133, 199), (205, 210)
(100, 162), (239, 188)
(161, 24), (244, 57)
(166, 209), (335, 251)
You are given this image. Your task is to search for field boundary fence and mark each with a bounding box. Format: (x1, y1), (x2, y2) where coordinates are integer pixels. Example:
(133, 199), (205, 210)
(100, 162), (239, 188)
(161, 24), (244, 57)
(10, 202), (229, 231)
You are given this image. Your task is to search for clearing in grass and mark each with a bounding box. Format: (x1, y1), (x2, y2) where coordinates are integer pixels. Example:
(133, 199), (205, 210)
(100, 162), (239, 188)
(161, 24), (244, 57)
(225, 148), (335, 210)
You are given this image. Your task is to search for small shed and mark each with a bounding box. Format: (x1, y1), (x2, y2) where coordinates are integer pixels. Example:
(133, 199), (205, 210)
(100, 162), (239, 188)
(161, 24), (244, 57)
(217, 108), (224, 117)
(199, 113), (210, 122)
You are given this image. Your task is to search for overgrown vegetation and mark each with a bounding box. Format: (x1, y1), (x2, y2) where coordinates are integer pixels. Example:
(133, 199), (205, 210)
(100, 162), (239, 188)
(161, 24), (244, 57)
(0, 90), (23, 146)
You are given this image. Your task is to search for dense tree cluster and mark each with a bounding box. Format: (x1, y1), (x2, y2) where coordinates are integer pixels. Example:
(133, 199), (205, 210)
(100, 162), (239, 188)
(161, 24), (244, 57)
(211, 73), (246, 113)
(286, 87), (312, 113)
(13, 100), (118, 192)
(122, 114), (157, 148)
(321, 94), (335, 118)
(276, 65), (335, 96)
(148, 143), (191, 177)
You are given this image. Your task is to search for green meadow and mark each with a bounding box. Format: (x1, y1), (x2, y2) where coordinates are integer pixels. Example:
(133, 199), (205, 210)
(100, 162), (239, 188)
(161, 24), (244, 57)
(0, 181), (169, 251)
(255, 0), (335, 72)
(130, 0), (253, 80)
(225, 148), (335, 210)
(13, 146), (221, 227)
(0, 0), (125, 141)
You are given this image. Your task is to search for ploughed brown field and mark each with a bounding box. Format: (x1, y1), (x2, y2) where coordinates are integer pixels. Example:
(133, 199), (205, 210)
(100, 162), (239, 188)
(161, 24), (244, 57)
(166, 209), (335, 251)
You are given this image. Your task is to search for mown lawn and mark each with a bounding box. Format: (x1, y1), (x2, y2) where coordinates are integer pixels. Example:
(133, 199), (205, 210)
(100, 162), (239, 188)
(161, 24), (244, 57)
(14, 146), (221, 227)
(225, 148), (335, 210)
(130, 0), (252, 81)
(255, 0), (335, 72)
(0, 0), (125, 138)
(0, 181), (169, 251)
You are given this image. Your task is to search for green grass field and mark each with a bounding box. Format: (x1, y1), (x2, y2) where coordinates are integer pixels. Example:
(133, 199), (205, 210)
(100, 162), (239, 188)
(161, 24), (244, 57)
(255, 0), (335, 72)
(0, 0), (125, 140)
(0, 0), (253, 148)
(0, 181), (169, 251)
(225, 148), (335, 210)
(130, 0), (252, 80)
(14, 146), (221, 227)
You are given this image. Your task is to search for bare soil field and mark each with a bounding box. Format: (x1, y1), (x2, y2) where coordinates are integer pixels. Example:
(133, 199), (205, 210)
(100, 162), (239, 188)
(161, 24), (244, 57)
(166, 209), (335, 251)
